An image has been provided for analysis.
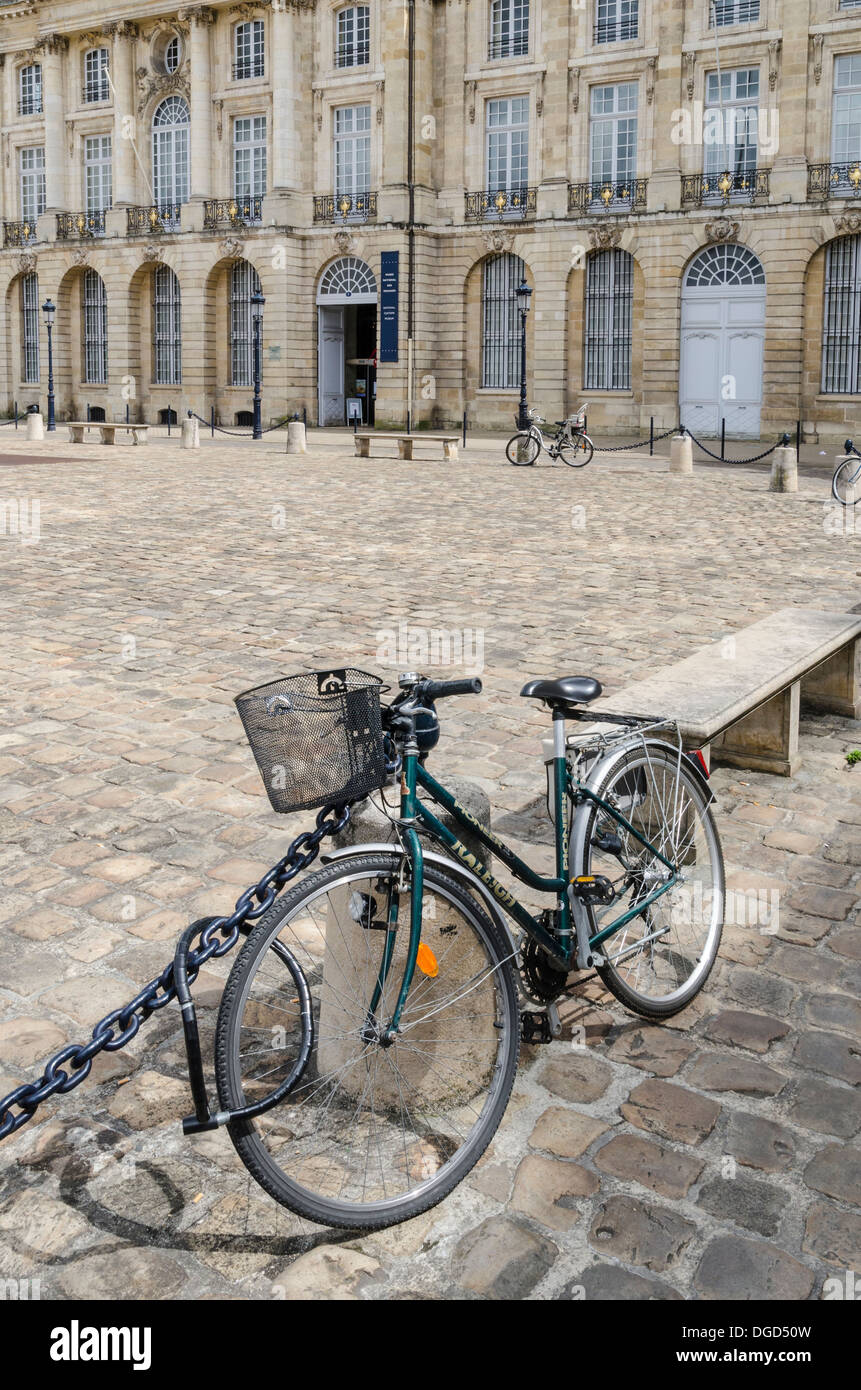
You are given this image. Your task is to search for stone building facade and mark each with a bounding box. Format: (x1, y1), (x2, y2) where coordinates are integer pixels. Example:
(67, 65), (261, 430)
(1, 0), (861, 439)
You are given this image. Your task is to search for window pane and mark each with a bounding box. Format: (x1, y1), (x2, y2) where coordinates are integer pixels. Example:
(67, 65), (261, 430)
(481, 252), (526, 389)
(822, 235), (861, 393)
(584, 250), (633, 390)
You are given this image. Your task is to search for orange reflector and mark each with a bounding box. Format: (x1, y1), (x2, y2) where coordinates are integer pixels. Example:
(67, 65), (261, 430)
(416, 942), (439, 978)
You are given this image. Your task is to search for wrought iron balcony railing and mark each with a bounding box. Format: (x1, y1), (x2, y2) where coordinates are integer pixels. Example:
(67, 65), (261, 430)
(465, 187), (537, 221)
(17, 97), (43, 116)
(3, 220), (37, 248)
(681, 168), (769, 205)
(808, 162), (861, 200)
(487, 37), (529, 60)
(82, 82), (110, 104)
(569, 178), (647, 214)
(334, 45), (370, 67)
(593, 19), (639, 42)
(203, 196), (263, 229)
(232, 61), (265, 81)
(56, 209), (107, 239)
(126, 204), (182, 235)
(314, 191), (377, 223)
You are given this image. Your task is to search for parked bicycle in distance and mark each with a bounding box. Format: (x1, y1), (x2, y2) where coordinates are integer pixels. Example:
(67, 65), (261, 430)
(832, 439), (861, 507)
(507, 404), (594, 467)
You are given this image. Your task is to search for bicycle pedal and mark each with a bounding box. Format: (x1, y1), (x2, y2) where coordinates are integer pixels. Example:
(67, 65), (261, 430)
(520, 1010), (554, 1045)
(571, 874), (615, 905)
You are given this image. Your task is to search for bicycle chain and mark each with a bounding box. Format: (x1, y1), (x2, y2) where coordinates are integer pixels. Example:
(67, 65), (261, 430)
(0, 802), (351, 1142)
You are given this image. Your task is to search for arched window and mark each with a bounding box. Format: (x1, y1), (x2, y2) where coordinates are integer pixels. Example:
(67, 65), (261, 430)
(336, 6), (370, 67)
(20, 273), (39, 383)
(83, 47), (110, 104)
(317, 255), (377, 302)
(152, 96), (190, 216)
(584, 249), (633, 390)
(684, 242), (765, 287)
(489, 0), (529, 60)
(822, 234), (861, 394)
(82, 269), (108, 384)
(481, 252), (526, 390)
(230, 260), (262, 387)
(164, 36), (181, 73)
(153, 265), (181, 386)
(18, 64), (42, 116)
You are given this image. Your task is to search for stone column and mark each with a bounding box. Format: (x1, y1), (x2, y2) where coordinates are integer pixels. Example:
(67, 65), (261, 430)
(270, 1), (296, 191)
(40, 35), (68, 213)
(110, 21), (138, 207)
(647, 0), (685, 212)
(185, 6), (215, 201)
(537, 4), (570, 219)
(769, 5), (810, 204)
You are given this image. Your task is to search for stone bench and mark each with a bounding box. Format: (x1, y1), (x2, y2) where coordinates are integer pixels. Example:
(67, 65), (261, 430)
(580, 608), (861, 778)
(353, 432), (459, 461)
(67, 422), (149, 446)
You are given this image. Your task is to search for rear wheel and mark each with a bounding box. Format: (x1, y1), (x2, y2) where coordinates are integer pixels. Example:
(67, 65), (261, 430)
(570, 741), (724, 1018)
(215, 853), (520, 1230)
(560, 434), (594, 467)
(506, 432), (540, 465)
(832, 457), (861, 506)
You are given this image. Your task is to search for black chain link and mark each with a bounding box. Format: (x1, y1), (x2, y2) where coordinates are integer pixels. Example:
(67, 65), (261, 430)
(189, 411), (299, 438)
(0, 802), (351, 1142)
(592, 425), (679, 453)
(684, 429), (782, 465)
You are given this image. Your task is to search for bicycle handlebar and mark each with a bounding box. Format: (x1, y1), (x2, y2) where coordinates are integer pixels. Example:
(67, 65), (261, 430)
(416, 677), (482, 700)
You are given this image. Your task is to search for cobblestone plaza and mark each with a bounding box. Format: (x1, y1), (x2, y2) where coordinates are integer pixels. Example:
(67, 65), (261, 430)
(0, 431), (858, 1301)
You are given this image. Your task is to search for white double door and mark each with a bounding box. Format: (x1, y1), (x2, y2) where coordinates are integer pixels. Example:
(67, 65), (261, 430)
(679, 284), (765, 439)
(318, 307), (345, 426)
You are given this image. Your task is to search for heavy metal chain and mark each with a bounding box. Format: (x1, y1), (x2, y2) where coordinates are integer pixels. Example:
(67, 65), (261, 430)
(0, 802), (351, 1142)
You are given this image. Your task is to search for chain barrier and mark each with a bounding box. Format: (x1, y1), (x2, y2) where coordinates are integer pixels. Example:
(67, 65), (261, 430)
(0, 801), (351, 1142)
(189, 411), (299, 438)
(683, 428), (784, 465)
(592, 425), (679, 454)
(0, 417), (21, 427)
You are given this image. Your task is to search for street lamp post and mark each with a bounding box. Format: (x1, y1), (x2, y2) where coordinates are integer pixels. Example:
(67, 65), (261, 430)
(515, 278), (532, 432)
(42, 297), (56, 432)
(251, 289), (265, 440)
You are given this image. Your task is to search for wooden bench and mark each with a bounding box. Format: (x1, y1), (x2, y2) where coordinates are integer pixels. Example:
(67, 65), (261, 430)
(580, 608), (861, 777)
(67, 422), (149, 446)
(353, 432), (459, 461)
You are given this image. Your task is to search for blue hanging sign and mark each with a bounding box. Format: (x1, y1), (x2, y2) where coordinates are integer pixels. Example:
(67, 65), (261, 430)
(379, 251), (399, 363)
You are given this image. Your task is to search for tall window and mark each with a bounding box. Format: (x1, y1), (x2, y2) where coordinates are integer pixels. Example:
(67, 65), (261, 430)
(833, 56), (861, 165)
(83, 48), (110, 103)
(335, 105), (371, 199)
(234, 20), (265, 79)
(595, 0), (638, 44)
(704, 68), (759, 176)
(153, 265), (182, 386)
(230, 261), (262, 387)
(152, 96), (190, 214)
(84, 135), (112, 213)
(20, 273), (40, 384)
(233, 116), (267, 198)
(489, 1), (529, 60)
(18, 64), (42, 116)
(481, 252), (526, 390)
(19, 147), (46, 223)
(584, 250), (633, 390)
(590, 83), (637, 185)
(336, 6), (370, 67)
(711, 0), (760, 24)
(486, 97), (529, 191)
(83, 269), (108, 385)
(822, 236), (861, 394)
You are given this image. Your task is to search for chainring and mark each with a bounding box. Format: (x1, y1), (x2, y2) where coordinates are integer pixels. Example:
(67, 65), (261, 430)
(521, 937), (570, 1003)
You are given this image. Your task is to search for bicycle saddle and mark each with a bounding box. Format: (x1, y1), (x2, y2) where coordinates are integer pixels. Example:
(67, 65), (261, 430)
(520, 676), (603, 710)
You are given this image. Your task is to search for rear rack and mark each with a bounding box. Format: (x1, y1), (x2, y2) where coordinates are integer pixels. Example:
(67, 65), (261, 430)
(564, 711), (683, 762)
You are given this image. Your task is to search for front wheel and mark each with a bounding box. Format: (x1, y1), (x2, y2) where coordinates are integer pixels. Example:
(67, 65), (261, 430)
(215, 853), (520, 1230)
(559, 434), (594, 467)
(570, 740), (724, 1018)
(832, 456), (861, 506)
(506, 432), (540, 465)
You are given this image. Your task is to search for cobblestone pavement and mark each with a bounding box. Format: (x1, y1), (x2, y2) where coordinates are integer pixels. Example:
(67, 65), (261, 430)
(0, 430), (859, 1301)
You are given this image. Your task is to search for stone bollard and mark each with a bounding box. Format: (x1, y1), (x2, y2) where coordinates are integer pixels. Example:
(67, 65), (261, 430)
(181, 415), (200, 450)
(25, 411), (44, 442)
(669, 433), (693, 474)
(769, 445), (798, 492)
(286, 420), (307, 455)
(319, 775), (494, 1106)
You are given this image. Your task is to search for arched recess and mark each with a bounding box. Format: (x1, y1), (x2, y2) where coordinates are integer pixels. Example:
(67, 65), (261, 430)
(3, 269), (42, 413)
(54, 264), (109, 420)
(202, 253), (266, 422)
(127, 258), (183, 421)
(316, 255), (378, 425)
(802, 230), (861, 438)
(679, 242), (766, 438)
(566, 245), (644, 429)
(463, 250), (534, 430)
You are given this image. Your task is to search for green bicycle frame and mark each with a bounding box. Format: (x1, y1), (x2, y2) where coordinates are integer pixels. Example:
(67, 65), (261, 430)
(381, 713), (680, 1034)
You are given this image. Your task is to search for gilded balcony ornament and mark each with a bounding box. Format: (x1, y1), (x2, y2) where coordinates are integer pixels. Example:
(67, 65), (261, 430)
(851, 166), (861, 189)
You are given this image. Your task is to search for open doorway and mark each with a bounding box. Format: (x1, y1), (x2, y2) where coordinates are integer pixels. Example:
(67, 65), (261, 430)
(317, 257), (378, 426)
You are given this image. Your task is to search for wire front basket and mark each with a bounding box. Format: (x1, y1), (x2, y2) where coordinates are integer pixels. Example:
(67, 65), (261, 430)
(235, 668), (386, 814)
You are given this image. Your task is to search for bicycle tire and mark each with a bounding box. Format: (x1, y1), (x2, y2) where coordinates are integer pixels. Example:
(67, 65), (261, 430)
(832, 457), (861, 506)
(215, 852), (520, 1230)
(506, 432), (540, 465)
(569, 740), (724, 1019)
(559, 434), (594, 467)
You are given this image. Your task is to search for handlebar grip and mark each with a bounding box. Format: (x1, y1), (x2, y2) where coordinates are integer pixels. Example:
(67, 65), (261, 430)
(419, 677), (482, 700)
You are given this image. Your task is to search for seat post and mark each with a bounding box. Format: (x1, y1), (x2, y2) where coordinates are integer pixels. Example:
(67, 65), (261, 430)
(551, 706), (567, 880)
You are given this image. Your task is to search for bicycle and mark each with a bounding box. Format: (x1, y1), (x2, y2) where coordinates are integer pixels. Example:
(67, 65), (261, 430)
(832, 438), (861, 506)
(506, 404), (594, 467)
(214, 666), (724, 1230)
